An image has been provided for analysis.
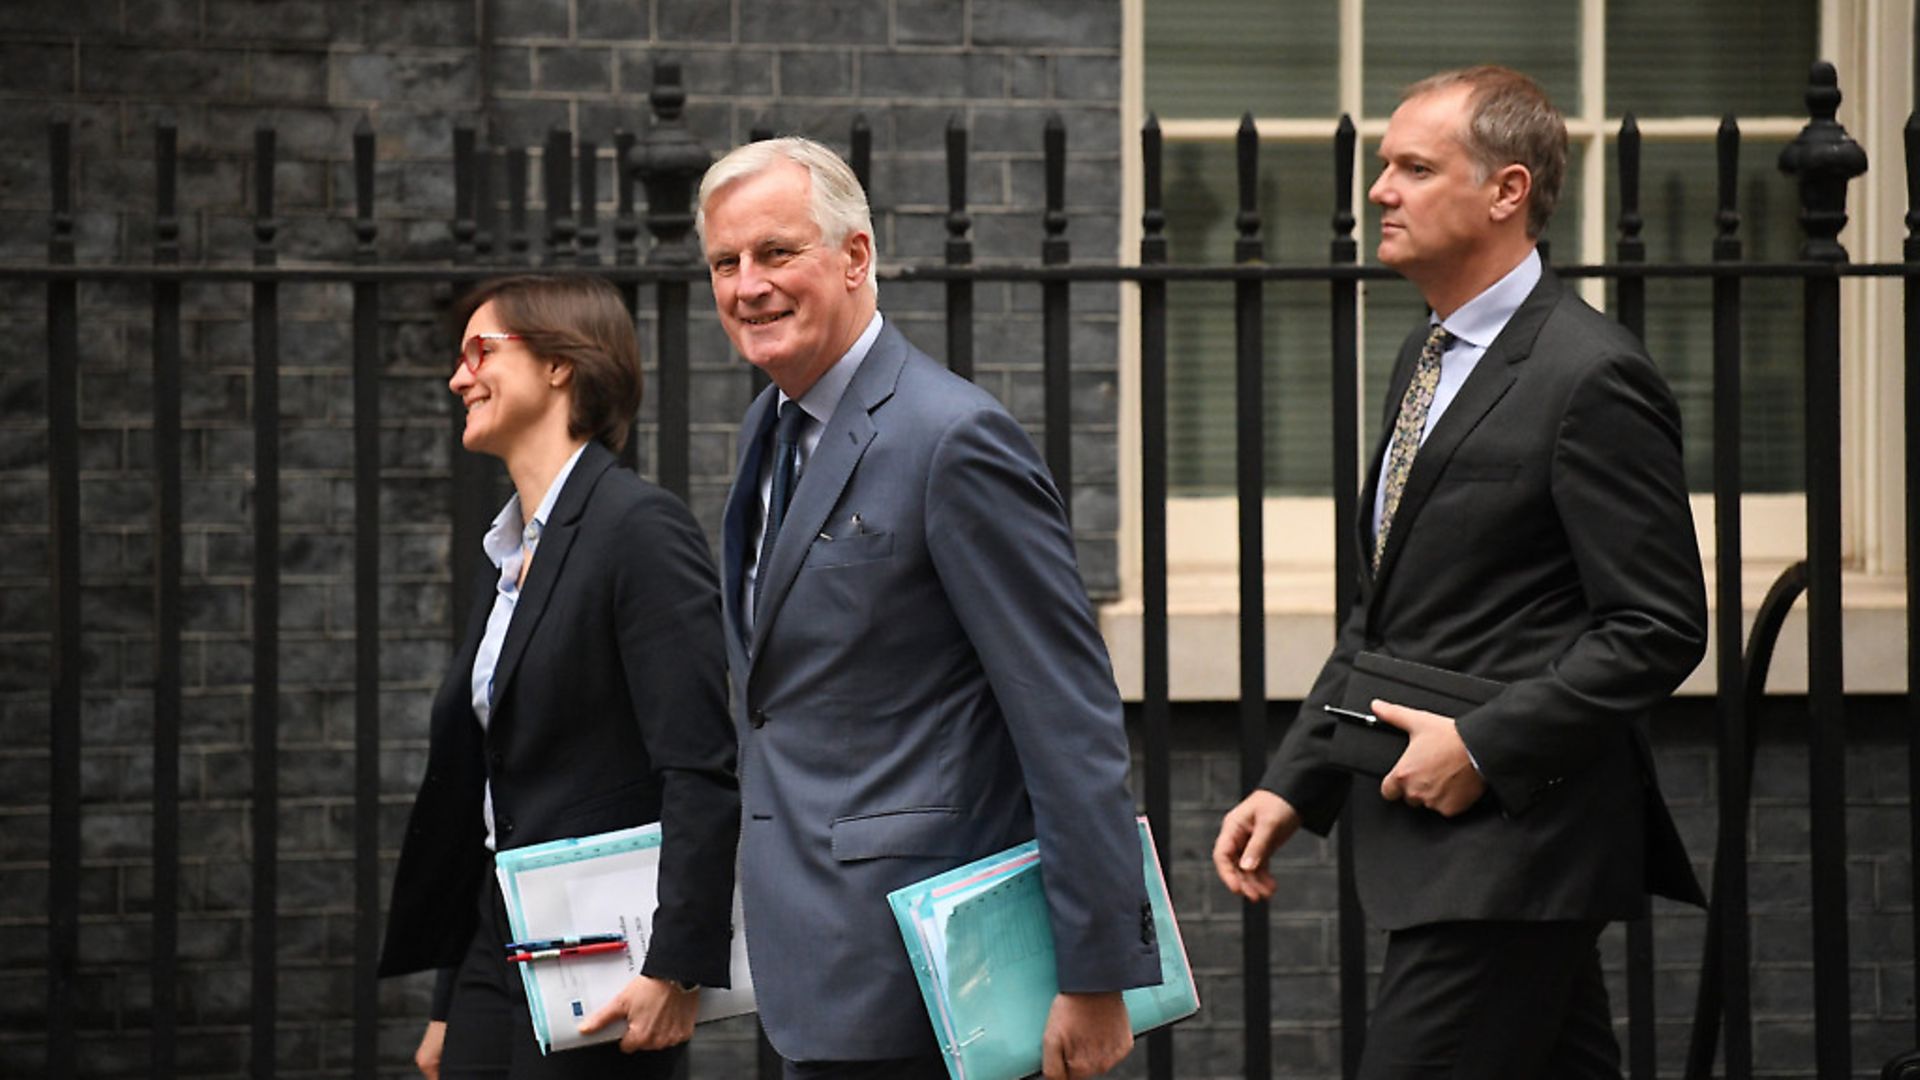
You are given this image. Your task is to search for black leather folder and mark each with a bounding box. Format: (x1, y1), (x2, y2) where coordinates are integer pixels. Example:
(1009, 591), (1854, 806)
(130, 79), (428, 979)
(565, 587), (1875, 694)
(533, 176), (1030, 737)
(1329, 651), (1506, 776)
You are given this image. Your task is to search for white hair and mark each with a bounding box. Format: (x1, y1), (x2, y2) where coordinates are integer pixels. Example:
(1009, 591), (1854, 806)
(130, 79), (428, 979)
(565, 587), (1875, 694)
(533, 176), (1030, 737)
(696, 136), (876, 268)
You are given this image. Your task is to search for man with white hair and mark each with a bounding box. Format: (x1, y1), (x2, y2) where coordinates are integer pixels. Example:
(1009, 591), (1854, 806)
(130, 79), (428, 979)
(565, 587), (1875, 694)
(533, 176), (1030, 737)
(698, 136), (1158, 1080)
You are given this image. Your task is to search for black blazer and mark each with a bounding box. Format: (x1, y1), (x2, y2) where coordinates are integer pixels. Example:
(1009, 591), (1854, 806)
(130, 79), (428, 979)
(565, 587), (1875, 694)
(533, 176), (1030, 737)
(378, 441), (739, 1005)
(1263, 269), (1708, 929)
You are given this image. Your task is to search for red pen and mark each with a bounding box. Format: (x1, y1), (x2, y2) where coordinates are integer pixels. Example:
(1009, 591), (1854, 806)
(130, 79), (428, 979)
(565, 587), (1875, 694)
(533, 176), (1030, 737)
(506, 940), (629, 964)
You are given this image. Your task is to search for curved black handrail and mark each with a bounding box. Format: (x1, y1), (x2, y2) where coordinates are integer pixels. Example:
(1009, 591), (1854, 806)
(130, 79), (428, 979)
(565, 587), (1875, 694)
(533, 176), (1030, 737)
(1684, 560), (1808, 1080)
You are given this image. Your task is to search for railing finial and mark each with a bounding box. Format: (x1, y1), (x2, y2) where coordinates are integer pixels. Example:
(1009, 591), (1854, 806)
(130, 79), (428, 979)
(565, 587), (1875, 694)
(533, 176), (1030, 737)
(1778, 61), (1869, 263)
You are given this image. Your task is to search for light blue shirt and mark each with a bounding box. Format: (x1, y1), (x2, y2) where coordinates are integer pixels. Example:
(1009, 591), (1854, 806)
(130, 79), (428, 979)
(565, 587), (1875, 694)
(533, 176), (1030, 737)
(746, 311), (885, 624)
(1371, 249), (1542, 539)
(471, 441), (587, 851)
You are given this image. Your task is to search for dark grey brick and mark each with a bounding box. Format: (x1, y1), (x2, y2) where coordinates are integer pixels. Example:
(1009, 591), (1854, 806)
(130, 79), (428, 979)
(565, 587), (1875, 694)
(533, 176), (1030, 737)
(82, 46), (250, 99)
(492, 0), (569, 39)
(0, 41), (76, 95)
(779, 49), (854, 98)
(0, 0), (120, 34)
(971, 0), (1120, 48)
(250, 49), (331, 101)
(577, 0), (652, 40)
(535, 46), (614, 94)
(205, 0), (339, 42)
(627, 48), (776, 99)
(336, 51), (478, 105)
(487, 44), (534, 94)
(860, 52), (1005, 100)
(487, 97), (573, 150)
(365, 0), (477, 46)
(740, 0), (886, 46)
(1054, 54), (1120, 101)
(1009, 53), (1049, 99)
(657, 0), (734, 42)
(895, 0), (963, 45)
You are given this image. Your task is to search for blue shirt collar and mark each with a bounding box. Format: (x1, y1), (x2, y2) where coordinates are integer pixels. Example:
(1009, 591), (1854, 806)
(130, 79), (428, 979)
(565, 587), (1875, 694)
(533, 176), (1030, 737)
(482, 441), (589, 569)
(780, 311), (884, 426)
(1435, 248), (1542, 348)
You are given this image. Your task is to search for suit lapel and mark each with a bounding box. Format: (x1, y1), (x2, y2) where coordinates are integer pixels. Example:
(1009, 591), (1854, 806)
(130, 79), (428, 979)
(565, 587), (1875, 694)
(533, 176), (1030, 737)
(1369, 271), (1563, 589)
(487, 441), (610, 714)
(747, 324), (907, 659)
(724, 389), (779, 646)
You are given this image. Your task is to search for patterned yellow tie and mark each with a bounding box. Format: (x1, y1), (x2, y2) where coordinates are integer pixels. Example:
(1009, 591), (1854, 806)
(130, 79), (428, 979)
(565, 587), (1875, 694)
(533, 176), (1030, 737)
(1373, 323), (1452, 571)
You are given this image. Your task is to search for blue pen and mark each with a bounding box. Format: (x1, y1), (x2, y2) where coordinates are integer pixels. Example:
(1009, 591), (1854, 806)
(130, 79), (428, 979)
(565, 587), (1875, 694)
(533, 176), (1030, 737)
(503, 932), (625, 953)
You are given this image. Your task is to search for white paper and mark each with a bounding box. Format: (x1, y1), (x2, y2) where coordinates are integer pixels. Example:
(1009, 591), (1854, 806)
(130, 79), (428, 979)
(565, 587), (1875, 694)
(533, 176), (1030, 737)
(501, 842), (755, 1054)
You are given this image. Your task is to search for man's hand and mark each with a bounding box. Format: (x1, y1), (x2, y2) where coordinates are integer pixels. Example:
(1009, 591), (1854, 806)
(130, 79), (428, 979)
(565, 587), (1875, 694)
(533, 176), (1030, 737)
(414, 1020), (445, 1080)
(1212, 789), (1302, 902)
(577, 975), (699, 1053)
(1373, 699), (1485, 816)
(1041, 990), (1133, 1079)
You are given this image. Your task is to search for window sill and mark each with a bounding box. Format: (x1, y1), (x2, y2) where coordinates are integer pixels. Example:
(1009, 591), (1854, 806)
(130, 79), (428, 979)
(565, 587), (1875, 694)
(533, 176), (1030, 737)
(1097, 565), (1909, 701)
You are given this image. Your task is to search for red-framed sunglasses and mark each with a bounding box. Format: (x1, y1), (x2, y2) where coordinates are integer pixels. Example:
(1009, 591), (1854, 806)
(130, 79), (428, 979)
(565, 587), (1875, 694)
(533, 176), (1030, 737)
(459, 332), (523, 373)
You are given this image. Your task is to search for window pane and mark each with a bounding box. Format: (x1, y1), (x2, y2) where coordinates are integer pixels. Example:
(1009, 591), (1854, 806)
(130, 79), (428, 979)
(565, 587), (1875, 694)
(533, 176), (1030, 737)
(1604, 139), (1804, 491)
(1363, 0), (1580, 117)
(1163, 138), (1340, 494)
(1145, 0), (1338, 118)
(1607, 0), (1817, 117)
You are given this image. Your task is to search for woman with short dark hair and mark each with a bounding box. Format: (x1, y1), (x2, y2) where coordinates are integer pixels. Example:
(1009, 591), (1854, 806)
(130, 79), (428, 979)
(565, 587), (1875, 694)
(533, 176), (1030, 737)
(378, 275), (739, 1079)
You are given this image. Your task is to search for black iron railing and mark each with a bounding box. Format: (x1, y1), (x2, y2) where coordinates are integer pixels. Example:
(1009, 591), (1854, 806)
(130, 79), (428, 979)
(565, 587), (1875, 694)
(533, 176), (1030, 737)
(10, 59), (1914, 1080)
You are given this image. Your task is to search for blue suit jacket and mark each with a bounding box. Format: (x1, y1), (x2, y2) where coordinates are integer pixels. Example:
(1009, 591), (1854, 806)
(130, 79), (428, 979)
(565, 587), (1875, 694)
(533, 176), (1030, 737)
(722, 321), (1159, 1060)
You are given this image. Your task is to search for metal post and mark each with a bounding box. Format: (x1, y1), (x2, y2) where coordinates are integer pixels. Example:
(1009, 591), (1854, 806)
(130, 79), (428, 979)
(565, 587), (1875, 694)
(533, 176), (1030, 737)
(1907, 108), (1920, 1063)
(1708, 114), (1754, 1080)
(507, 145), (530, 263)
(1139, 113), (1173, 1080)
(1328, 114), (1367, 1080)
(627, 61), (709, 501)
(44, 114), (80, 1080)
(578, 136), (601, 266)
(150, 114), (183, 1080)
(544, 127), (575, 265)
(945, 117), (975, 382)
(1613, 114), (1658, 1080)
(350, 114), (383, 1080)
(250, 123), (282, 1080)
(1232, 112), (1271, 1080)
(1042, 115), (1072, 518)
(1778, 61), (1868, 1080)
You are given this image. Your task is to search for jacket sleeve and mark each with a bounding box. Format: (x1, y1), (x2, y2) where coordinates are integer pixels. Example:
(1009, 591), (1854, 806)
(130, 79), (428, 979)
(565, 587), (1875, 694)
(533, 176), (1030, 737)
(924, 406), (1160, 994)
(1258, 597), (1365, 835)
(613, 491), (742, 987)
(1453, 347), (1708, 815)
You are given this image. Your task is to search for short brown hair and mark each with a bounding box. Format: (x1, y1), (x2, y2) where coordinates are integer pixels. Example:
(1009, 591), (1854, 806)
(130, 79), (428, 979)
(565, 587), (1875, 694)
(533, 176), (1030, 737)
(1403, 66), (1568, 239)
(455, 275), (641, 453)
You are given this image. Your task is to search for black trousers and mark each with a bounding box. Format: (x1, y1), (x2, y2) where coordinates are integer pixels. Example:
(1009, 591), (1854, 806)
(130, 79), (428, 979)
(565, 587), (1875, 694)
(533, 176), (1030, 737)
(1357, 920), (1620, 1080)
(442, 871), (685, 1080)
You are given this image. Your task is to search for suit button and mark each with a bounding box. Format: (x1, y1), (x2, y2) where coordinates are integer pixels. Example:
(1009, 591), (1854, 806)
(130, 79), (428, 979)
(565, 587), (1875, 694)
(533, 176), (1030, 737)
(498, 815), (514, 837)
(488, 751), (504, 771)
(749, 709), (768, 729)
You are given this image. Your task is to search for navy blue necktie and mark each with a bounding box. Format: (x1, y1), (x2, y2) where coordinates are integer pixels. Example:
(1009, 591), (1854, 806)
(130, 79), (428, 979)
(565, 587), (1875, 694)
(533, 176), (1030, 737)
(757, 401), (807, 616)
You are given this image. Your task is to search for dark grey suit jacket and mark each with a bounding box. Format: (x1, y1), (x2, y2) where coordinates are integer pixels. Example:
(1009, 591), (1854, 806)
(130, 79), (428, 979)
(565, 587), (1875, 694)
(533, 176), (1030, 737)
(379, 441), (740, 1010)
(721, 321), (1159, 1061)
(1262, 269), (1709, 929)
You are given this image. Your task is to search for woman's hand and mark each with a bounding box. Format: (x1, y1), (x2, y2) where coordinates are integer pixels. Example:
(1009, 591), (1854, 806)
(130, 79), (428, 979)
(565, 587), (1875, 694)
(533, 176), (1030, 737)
(577, 975), (700, 1052)
(414, 1020), (446, 1080)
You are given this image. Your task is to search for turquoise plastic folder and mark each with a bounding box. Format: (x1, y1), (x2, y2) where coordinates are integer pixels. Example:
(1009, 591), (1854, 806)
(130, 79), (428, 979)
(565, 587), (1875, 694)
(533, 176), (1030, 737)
(886, 817), (1199, 1080)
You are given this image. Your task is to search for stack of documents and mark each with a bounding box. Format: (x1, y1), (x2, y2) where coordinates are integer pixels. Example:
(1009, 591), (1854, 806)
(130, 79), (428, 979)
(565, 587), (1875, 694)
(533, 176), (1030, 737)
(494, 823), (755, 1054)
(887, 817), (1199, 1080)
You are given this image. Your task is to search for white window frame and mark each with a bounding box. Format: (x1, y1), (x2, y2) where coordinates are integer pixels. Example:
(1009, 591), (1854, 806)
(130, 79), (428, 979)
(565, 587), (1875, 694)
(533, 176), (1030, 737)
(1104, 0), (1912, 699)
